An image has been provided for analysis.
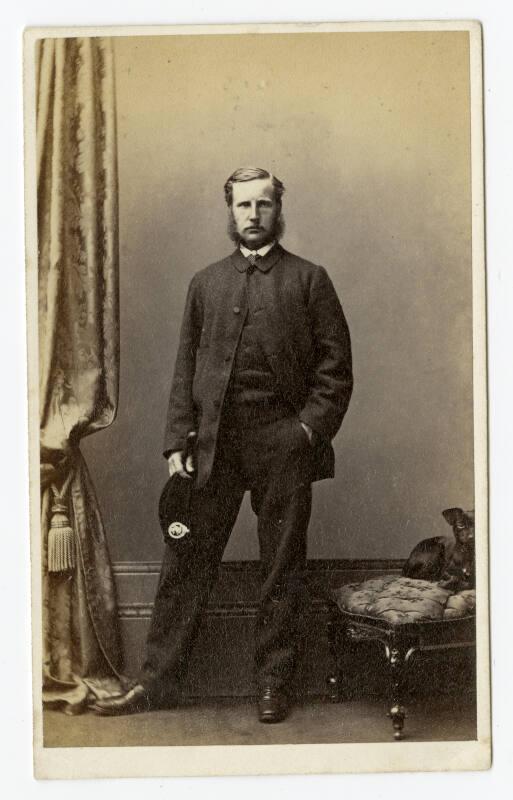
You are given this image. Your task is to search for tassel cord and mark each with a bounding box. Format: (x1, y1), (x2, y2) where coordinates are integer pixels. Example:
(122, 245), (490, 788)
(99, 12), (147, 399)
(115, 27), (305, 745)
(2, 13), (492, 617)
(47, 467), (76, 574)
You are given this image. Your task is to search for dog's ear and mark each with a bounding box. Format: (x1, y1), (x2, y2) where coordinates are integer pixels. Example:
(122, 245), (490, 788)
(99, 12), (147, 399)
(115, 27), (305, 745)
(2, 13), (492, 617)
(442, 508), (465, 527)
(464, 510), (475, 527)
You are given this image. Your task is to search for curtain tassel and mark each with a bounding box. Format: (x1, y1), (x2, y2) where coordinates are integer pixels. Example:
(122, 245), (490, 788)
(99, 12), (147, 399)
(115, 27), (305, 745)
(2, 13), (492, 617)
(48, 473), (75, 574)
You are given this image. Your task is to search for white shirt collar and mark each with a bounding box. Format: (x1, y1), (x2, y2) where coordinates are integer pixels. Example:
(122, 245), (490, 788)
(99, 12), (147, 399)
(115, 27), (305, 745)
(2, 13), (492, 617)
(239, 241), (276, 259)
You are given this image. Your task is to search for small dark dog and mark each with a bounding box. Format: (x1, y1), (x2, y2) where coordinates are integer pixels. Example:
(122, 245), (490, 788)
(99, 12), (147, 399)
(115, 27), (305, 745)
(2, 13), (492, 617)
(402, 508), (475, 592)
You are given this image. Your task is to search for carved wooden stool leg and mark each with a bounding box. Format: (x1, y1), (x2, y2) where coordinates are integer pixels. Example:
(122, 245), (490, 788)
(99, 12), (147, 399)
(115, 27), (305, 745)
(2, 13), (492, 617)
(326, 610), (356, 701)
(387, 642), (408, 740)
(326, 672), (341, 702)
(326, 610), (343, 701)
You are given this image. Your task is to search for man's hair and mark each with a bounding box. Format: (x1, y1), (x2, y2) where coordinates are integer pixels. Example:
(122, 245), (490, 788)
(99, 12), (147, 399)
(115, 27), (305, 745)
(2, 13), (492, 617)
(223, 167), (285, 207)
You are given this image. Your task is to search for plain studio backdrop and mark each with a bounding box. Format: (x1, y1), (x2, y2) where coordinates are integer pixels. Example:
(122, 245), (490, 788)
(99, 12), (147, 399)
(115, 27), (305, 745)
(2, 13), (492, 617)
(82, 30), (473, 563)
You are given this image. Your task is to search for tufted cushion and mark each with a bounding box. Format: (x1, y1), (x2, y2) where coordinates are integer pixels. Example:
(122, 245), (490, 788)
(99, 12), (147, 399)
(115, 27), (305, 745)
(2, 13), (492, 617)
(332, 576), (476, 625)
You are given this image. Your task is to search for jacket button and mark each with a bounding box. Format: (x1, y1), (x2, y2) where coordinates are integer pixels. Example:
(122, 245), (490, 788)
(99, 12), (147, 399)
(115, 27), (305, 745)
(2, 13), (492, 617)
(213, 399), (221, 408)
(233, 306), (241, 314)
(224, 355), (231, 362)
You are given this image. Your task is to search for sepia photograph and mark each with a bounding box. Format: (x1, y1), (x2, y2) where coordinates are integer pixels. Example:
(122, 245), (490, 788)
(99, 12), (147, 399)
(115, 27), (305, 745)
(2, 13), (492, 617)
(23, 20), (489, 778)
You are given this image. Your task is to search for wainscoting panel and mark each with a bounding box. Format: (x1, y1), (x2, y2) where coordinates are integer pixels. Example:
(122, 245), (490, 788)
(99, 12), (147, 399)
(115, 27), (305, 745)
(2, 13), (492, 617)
(114, 559), (404, 697)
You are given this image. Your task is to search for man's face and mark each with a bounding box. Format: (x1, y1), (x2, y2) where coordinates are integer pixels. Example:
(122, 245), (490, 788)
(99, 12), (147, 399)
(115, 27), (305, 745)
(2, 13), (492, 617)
(230, 178), (279, 249)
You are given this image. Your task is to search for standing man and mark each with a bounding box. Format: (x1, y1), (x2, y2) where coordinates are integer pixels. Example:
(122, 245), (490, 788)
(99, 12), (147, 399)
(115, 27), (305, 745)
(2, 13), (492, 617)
(94, 167), (353, 722)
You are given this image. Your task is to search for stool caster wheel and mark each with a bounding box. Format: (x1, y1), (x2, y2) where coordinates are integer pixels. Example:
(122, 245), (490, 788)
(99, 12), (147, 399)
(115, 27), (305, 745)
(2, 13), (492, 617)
(388, 704), (406, 740)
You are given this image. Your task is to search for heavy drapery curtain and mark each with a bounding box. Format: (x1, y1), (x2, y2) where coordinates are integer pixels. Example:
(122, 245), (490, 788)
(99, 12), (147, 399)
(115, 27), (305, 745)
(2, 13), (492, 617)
(37, 37), (126, 713)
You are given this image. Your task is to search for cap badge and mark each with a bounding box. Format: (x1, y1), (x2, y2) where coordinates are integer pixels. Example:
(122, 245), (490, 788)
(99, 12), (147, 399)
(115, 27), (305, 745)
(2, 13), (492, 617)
(168, 522), (190, 539)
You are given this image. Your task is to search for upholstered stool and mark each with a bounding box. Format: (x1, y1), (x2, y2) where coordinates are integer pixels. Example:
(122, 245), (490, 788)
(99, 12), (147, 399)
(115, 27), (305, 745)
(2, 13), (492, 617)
(326, 576), (476, 740)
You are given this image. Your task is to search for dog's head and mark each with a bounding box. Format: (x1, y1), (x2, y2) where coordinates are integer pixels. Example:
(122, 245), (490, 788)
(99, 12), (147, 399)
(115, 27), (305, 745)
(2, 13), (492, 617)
(442, 507), (475, 547)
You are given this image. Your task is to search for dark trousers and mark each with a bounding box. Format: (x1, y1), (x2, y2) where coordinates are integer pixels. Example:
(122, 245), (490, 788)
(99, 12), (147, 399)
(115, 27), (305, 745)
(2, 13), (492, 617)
(140, 413), (314, 702)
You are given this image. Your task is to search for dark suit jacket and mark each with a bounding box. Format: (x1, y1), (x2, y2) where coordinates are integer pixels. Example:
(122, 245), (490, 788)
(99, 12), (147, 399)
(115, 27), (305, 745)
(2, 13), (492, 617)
(163, 244), (353, 487)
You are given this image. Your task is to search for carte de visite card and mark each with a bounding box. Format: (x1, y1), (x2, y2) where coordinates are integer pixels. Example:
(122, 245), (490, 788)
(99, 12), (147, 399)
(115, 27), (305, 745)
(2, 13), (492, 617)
(24, 19), (489, 779)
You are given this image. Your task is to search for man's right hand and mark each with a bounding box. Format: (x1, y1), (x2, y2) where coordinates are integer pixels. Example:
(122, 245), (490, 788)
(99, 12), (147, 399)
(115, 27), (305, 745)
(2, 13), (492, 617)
(168, 450), (195, 479)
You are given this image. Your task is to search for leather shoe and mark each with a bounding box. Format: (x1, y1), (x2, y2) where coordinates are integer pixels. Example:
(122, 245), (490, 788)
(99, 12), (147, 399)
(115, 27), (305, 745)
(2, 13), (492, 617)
(257, 688), (290, 724)
(91, 684), (155, 716)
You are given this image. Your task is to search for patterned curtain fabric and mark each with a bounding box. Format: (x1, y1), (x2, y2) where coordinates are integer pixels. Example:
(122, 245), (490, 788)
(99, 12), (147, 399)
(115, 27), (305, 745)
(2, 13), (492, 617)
(37, 37), (125, 713)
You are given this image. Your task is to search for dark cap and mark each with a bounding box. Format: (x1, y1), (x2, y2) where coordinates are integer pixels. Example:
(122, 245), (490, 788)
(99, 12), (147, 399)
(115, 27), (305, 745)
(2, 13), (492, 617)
(158, 474), (195, 544)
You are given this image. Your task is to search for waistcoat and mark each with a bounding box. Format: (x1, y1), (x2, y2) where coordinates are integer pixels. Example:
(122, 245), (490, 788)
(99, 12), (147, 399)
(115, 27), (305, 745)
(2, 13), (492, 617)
(224, 266), (289, 425)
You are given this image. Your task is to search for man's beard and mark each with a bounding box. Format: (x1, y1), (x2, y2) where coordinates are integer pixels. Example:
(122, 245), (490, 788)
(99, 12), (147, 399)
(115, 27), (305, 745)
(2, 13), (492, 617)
(227, 211), (285, 246)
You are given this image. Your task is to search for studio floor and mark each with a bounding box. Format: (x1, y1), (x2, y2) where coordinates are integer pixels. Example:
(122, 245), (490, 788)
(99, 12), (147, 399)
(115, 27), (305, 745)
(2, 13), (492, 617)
(44, 694), (477, 748)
